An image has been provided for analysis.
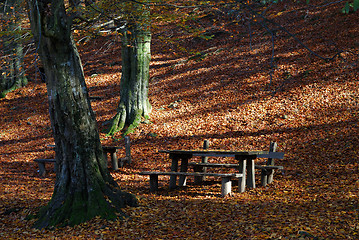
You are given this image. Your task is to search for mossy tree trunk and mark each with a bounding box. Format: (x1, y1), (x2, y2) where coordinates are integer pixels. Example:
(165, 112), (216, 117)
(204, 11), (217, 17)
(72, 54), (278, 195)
(27, 0), (137, 229)
(0, 0), (28, 98)
(107, 3), (152, 135)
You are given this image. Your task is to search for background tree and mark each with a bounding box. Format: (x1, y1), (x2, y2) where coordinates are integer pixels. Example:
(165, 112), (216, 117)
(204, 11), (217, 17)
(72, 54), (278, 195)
(0, 0), (28, 98)
(106, 0), (152, 135)
(27, 0), (137, 229)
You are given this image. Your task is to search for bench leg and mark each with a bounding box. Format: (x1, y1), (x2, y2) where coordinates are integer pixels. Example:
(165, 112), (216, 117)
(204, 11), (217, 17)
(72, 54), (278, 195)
(178, 176), (187, 187)
(267, 169), (274, 184)
(125, 136), (131, 164)
(261, 169), (268, 187)
(200, 139), (209, 182)
(149, 175), (159, 192)
(111, 151), (119, 170)
(260, 169), (275, 186)
(221, 177), (232, 197)
(37, 162), (46, 177)
(193, 166), (203, 184)
(266, 141), (277, 185)
(118, 157), (124, 168)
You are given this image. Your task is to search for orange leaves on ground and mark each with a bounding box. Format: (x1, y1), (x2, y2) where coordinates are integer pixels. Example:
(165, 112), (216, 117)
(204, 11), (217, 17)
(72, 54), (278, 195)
(1, 0), (359, 239)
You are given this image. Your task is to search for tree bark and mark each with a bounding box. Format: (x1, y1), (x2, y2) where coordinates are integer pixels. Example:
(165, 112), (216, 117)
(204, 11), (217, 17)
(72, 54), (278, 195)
(0, 0), (28, 98)
(107, 4), (152, 135)
(27, 0), (137, 229)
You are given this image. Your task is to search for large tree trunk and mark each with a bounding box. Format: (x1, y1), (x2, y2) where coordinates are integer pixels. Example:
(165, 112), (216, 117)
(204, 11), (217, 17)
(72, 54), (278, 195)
(27, 0), (137, 229)
(0, 0), (28, 98)
(107, 4), (152, 136)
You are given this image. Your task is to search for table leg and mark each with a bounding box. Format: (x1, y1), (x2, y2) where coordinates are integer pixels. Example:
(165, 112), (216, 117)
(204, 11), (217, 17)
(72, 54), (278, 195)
(169, 155), (179, 189)
(178, 156), (189, 186)
(246, 157), (256, 189)
(237, 157), (247, 193)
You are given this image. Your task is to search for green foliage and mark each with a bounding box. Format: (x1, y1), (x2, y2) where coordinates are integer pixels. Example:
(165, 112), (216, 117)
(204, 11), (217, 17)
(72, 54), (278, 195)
(342, 0), (359, 13)
(261, 0), (358, 13)
(259, 0), (282, 4)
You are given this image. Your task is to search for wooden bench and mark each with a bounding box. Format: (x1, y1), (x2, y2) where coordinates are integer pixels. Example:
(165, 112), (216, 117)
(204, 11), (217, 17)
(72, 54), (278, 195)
(188, 141), (284, 187)
(41, 136), (131, 172)
(259, 142), (282, 186)
(188, 162), (283, 186)
(256, 165), (283, 186)
(34, 159), (56, 177)
(139, 171), (243, 197)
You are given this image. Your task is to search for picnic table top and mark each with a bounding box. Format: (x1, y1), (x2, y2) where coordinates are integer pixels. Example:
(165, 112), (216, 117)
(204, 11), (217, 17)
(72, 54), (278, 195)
(48, 144), (122, 149)
(159, 149), (284, 159)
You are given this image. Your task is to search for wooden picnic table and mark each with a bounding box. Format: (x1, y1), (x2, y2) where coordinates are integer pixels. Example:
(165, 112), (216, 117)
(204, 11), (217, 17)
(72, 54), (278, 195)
(158, 149), (284, 193)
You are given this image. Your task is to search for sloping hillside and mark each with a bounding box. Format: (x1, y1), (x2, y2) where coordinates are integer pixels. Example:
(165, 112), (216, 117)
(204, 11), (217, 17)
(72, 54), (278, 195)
(0, 1), (358, 239)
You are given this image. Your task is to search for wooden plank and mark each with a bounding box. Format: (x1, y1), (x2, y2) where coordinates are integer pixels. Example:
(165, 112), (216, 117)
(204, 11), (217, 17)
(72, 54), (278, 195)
(189, 162), (283, 170)
(256, 152), (284, 159)
(139, 171), (243, 178)
(102, 146), (122, 152)
(255, 165), (283, 170)
(34, 159), (56, 163)
(159, 149), (284, 159)
(160, 149), (268, 155)
(189, 162), (240, 168)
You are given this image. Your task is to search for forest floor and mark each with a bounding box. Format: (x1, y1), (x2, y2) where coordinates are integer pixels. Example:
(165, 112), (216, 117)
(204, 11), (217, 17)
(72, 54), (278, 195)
(1, 1), (358, 239)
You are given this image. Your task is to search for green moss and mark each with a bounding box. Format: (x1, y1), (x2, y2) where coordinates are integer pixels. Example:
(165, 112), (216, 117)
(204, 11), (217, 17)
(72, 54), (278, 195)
(0, 91), (6, 98)
(106, 112), (124, 136)
(123, 110), (142, 136)
(106, 103), (128, 136)
(33, 187), (122, 229)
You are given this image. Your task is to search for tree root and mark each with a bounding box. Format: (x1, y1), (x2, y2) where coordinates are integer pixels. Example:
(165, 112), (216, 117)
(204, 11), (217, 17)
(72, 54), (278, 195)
(106, 104), (127, 136)
(106, 103), (148, 136)
(33, 179), (138, 229)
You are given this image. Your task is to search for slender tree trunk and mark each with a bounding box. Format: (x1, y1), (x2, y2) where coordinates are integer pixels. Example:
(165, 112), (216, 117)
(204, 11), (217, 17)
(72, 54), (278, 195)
(0, 0), (28, 98)
(107, 3), (152, 135)
(27, 0), (137, 229)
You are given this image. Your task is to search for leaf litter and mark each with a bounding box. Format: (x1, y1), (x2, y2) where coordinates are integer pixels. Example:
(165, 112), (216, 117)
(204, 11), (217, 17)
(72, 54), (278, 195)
(0, 1), (358, 239)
